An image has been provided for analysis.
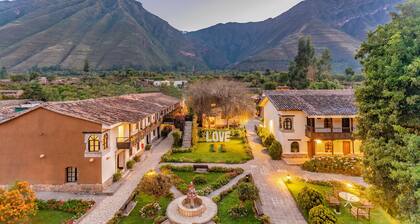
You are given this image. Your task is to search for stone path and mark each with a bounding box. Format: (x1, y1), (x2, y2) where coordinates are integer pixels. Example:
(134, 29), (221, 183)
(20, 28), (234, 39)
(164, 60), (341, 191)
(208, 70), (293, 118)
(79, 134), (174, 224)
(182, 121), (192, 148)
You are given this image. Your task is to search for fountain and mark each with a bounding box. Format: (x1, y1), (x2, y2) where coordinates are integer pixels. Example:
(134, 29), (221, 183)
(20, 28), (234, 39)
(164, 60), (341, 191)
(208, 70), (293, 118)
(167, 182), (217, 224)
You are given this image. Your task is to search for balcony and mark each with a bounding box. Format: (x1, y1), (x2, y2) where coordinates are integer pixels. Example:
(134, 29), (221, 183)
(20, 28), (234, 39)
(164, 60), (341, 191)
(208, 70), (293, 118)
(116, 137), (131, 149)
(305, 126), (353, 140)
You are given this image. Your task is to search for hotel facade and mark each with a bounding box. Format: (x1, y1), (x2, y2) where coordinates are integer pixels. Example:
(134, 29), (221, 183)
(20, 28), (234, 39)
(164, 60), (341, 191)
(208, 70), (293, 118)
(0, 93), (180, 192)
(260, 90), (362, 159)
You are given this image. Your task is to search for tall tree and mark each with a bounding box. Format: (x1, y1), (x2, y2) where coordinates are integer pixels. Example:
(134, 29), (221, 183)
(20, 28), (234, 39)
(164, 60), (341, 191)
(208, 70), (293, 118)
(344, 67), (355, 77)
(0, 66), (7, 78)
(83, 59), (90, 72)
(287, 36), (315, 89)
(355, 0), (419, 221)
(316, 49), (332, 81)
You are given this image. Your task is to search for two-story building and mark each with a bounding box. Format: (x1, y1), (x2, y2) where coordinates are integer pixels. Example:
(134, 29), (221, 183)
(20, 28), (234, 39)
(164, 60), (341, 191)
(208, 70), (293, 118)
(0, 93), (180, 192)
(260, 90), (362, 160)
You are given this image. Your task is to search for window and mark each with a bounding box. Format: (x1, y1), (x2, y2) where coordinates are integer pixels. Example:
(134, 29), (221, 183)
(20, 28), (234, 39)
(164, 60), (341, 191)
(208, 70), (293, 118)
(102, 133), (109, 150)
(291, 142), (299, 153)
(283, 118), (293, 130)
(88, 135), (100, 152)
(324, 118), (332, 129)
(279, 117), (282, 129)
(66, 167), (78, 183)
(325, 141), (333, 153)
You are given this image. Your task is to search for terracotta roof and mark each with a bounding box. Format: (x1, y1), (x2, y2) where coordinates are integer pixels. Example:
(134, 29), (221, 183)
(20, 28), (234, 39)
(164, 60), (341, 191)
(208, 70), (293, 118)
(1, 93), (180, 126)
(265, 90), (357, 116)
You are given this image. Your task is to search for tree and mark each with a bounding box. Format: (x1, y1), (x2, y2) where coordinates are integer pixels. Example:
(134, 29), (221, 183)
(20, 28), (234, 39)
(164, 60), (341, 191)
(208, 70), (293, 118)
(186, 79), (255, 127)
(263, 81), (277, 90)
(0, 66), (7, 78)
(344, 67), (355, 77)
(83, 59), (90, 72)
(287, 36), (315, 89)
(138, 171), (171, 198)
(355, 0), (420, 221)
(316, 49), (332, 81)
(0, 181), (37, 224)
(308, 205), (337, 224)
(237, 182), (258, 206)
(23, 82), (47, 101)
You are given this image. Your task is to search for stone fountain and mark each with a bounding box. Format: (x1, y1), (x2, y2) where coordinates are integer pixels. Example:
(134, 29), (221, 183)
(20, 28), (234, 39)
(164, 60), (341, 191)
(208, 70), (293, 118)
(166, 182), (217, 224)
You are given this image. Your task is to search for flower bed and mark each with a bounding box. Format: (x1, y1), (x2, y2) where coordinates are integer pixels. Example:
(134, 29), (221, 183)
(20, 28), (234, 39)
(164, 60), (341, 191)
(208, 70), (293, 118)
(302, 156), (363, 176)
(161, 165), (244, 196)
(34, 199), (95, 223)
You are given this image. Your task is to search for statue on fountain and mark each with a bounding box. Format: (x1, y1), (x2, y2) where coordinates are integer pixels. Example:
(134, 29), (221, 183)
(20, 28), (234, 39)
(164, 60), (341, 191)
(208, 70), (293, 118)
(186, 182), (198, 208)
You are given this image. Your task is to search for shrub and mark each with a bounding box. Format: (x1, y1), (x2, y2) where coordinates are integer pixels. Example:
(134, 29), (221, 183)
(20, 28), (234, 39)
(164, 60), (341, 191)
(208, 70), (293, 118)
(218, 144), (226, 153)
(209, 144), (215, 152)
(113, 171), (122, 182)
(161, 126), (172, 138)
(268, 140), (282, 160)
(0, 181), (36, 224)
(211, 175), (232, 190)
(139, 171), (172, 197)
(302, 156), (363, 176)
(139, 202), (161, 219)
(126, 160), (135, 169)
(308, 205), (337, 224)
(262, 134), (275, 147)
(193, 175), (208, 185)
(133, 155), (141, 162)
(36, 199), (94, 217)
(145, 144), (152, 151)
(258, 215), (271, 224)
(297, 187), (325, 213)
(171, 147), (192, 153)
(228, 205), (248, 217)
(237, 182), (259, 203)
(172, 131), (182, 147)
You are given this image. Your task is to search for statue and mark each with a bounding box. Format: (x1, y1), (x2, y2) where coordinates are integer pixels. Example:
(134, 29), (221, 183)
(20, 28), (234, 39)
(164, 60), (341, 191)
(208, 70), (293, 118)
(186, 182), (198, 208)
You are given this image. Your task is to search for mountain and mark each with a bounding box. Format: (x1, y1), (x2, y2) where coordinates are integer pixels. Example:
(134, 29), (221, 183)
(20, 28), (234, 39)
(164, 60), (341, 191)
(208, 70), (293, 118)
(0, 0), (206, 71)
(0, 0), (402, 72)
(188, 0), (403, 72)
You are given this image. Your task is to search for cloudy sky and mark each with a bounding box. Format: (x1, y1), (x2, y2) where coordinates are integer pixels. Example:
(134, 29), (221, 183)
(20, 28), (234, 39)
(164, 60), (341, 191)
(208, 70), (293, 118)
(139, 0), (302, 31)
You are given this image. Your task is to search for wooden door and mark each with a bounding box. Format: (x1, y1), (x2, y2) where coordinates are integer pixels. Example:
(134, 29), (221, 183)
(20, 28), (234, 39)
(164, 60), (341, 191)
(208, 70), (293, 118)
(307, 141), (315, 158)
(343, 141), (351, 155)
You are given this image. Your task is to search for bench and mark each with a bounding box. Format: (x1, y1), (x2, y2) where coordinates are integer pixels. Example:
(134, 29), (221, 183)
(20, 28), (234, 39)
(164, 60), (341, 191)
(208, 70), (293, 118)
(193, 164), (209, 173)
(253, 199), (264, 216)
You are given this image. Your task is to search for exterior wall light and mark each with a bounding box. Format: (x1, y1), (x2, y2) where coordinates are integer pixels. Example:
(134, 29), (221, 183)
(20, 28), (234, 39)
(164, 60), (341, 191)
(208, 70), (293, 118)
(316, 139), (322, 144)
(89, 158), (94, 163)
(39, 154), (45, 159)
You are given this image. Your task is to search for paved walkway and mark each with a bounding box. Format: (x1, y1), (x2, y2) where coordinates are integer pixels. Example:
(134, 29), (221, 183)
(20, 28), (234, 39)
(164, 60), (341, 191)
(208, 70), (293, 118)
(79, 135), (174, 224)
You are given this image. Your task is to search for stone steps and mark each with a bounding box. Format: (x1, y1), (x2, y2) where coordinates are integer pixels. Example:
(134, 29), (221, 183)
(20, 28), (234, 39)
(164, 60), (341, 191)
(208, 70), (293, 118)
(182, 121), (192, 148)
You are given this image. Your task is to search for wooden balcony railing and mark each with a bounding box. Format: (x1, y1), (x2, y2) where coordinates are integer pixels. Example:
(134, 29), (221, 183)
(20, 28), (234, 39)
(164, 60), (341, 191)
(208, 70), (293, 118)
(305, 126), (354, 140)
(116, 137), (131, 149)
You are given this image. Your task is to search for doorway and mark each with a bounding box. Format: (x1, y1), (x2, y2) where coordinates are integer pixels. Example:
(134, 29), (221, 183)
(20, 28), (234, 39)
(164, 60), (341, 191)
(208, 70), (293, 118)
(307, 141), (315, 158)
(117, 152), (125, 169)
(343, 141), (351, 155)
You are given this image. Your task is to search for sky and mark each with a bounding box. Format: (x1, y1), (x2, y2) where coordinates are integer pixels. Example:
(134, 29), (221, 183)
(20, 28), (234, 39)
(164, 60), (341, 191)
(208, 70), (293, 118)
(139, 0), (303, 32)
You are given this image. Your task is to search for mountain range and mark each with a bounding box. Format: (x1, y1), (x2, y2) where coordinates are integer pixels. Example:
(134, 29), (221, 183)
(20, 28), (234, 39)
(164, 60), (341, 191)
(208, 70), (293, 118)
(0, 0), (403, 72)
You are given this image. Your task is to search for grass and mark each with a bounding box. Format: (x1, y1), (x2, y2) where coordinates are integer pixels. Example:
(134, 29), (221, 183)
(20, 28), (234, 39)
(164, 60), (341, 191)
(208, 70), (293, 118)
(164, 138), (252, 163)
(119, 192), (172, 224)
(285, 179), (399, 224)
(172, 170), (229, 193)
(30, 210), (74, 224)
(217, 188), (261, 224)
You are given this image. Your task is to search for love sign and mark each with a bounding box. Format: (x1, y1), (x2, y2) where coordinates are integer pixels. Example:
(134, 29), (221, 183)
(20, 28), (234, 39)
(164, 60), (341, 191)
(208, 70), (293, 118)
(205, 131), (231, 142)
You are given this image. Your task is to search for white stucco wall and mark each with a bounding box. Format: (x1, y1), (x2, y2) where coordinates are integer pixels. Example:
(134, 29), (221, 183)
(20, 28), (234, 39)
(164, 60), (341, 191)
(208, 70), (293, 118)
(101, 127), (117, 184)
(263, 101), (308, 156)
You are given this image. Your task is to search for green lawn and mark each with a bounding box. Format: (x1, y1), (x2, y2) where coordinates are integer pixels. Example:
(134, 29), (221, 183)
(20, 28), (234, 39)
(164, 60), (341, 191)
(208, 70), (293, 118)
(217, 188), (261, 224)
(285, 179), (399, 224)
(30, 210), (74, 224)
(119, 192), (172, 224)
(163, 138), (252, 163)
(172, 170), (229, 193)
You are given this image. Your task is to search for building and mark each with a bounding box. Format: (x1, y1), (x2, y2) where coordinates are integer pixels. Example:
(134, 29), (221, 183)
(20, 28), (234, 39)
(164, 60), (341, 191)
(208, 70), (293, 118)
(0, 93), (180, 192)
(0, 89), (24, 98)
(259, 90), (362, 159)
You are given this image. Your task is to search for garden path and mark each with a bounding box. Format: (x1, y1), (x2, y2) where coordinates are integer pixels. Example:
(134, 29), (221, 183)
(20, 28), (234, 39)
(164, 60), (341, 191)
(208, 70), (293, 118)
(78, 134), (174, 224)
